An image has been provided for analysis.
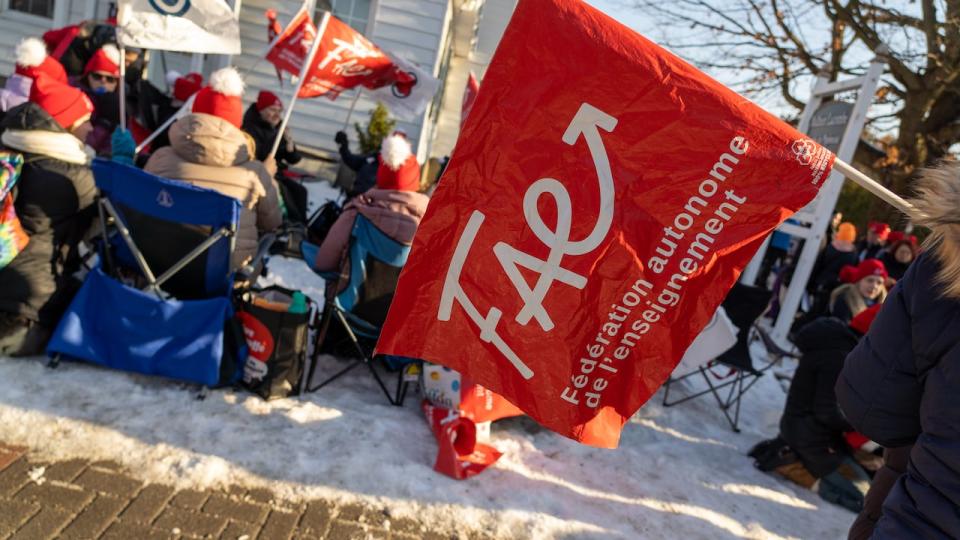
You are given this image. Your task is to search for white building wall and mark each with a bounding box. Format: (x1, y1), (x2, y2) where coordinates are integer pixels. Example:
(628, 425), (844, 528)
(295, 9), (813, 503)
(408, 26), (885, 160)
(429, 0), (515, 158)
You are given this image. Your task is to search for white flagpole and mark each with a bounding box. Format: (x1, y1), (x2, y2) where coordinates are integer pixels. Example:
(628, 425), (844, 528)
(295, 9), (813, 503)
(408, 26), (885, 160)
(341, 89), (361, 131)
(832, 158), (921, 219)
(118, 45), (127, 132)
(267, 10), (330, 161)
(134, 94), (197, 154)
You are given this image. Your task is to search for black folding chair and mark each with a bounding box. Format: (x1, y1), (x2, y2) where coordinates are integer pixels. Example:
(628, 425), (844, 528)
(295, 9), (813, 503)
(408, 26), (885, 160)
(662, 283), (788, 432)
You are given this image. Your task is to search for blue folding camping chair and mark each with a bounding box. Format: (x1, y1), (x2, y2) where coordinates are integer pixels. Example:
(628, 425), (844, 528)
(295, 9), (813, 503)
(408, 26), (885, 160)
(47, 159), (258, 386)
(300, 214), (419, 406)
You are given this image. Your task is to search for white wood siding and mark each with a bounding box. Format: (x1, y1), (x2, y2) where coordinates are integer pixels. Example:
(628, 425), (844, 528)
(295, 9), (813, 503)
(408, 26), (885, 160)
(429, 0), (515, 158)
(0, 4), (58, 77)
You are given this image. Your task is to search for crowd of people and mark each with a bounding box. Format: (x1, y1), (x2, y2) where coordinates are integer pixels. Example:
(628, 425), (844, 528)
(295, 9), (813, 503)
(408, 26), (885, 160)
(0, 27), (429, 357)
(749, 165), (959, 539)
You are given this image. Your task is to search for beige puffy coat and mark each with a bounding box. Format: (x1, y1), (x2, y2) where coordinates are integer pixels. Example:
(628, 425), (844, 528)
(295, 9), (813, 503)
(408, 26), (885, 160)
(145, 113), (282, 269)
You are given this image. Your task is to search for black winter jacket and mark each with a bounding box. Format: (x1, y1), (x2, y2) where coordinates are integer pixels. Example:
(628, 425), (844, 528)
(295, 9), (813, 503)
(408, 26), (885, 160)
(337, 143), (377, 197)
(0, 103), (95, 327)
(241, 105), (301, 170)
(780, 317), (858, 477)
(836, 162), (960, 539)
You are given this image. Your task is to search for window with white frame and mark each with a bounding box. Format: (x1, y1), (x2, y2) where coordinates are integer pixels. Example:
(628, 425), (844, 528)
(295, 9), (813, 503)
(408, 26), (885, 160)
(9, 0), (54, 18)
(316, 0), (373, 34)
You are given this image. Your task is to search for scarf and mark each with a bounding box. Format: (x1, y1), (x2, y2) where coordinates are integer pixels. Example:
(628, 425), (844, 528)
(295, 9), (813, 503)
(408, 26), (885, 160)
(1, 129), (94, 165)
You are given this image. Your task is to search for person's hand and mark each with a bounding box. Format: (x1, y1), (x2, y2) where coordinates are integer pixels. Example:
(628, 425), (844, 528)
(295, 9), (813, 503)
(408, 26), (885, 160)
(334, 130), (348, 147)
(110, 127), (135, 166)
(263, 156), (278, 178)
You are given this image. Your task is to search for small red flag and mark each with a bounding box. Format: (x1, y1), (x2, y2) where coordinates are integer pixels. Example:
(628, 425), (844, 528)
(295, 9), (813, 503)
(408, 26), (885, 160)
(265, 8), (317, 78)
(376, 0), (834, 448)
(265, 9), (284, 84)
(460, 72), (479, 132)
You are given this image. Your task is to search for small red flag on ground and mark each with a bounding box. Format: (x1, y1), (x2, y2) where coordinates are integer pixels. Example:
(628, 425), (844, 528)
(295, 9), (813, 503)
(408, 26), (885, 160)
(376, 0), (834, 448)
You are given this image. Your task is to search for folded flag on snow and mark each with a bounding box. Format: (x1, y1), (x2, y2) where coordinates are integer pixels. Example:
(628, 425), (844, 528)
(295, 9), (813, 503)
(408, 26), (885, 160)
(420, 363), (521, 479)
(376, 0), (834, 448)
(117, 0), (241, 54)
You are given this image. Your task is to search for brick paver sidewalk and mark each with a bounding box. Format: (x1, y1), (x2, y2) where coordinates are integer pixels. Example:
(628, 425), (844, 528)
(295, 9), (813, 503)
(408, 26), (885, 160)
(0, 443), (466, 540)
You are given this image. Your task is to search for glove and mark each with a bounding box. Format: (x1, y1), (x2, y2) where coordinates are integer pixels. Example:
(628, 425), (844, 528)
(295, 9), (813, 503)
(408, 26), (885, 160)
(110, 127), (136, 166)
(334, 130), (348, 147)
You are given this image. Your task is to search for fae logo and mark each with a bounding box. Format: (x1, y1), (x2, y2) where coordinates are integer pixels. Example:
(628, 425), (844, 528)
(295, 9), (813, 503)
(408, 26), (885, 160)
(148, 0), (190, 17)
(791, 139), (816, 166)
(438, 102), (618, 380)
(156, 189), (174, 208)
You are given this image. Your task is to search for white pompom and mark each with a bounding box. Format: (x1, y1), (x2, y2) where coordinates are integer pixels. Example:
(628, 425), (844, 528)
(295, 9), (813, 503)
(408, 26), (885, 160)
(380, 134), (413, 170)
(15, 37), (47, 68)
(100, 44), (121, 67)
(208, 67), (245, 97)
(165, 70), (183, 87)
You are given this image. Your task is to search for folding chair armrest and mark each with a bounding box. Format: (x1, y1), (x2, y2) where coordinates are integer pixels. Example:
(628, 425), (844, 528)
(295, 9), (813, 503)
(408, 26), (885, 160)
(237, 233), (276, 284)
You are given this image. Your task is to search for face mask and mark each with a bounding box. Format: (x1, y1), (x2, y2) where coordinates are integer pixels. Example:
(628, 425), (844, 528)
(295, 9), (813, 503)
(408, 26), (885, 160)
(92, 86), (108, 95)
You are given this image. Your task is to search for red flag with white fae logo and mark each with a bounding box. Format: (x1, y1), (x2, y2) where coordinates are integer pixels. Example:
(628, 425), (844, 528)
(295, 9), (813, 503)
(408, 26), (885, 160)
(376, 0), (833, 448)
(297, 15), (397, 99)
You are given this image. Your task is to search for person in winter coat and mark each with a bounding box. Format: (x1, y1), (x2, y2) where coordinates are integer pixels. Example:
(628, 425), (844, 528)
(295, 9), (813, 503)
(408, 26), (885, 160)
(0, 75), (95, 355)
(0, 38), (68, 115)
(144, 67), (282, 271)
(241, 91), (307, 223)
(74, 44), (122, 156)
(779, 306), (880, 512)
(836, 160), (960, 539)
(879, 238), (917, 282)
(810, 222), (860, 295)
(856, 221), (890, 261)
(309, 131), (428, 274)
(334, 130), (378, 198)
(828, 259), (887, 324)
(143, 72), (202, 154)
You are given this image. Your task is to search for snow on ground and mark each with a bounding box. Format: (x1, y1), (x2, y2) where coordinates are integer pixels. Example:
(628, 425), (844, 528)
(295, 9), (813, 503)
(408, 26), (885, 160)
(0, 180), (855, 539)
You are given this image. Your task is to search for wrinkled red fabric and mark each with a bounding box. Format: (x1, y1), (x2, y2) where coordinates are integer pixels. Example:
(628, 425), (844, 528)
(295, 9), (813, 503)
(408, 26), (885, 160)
(377, 0), (832, 447)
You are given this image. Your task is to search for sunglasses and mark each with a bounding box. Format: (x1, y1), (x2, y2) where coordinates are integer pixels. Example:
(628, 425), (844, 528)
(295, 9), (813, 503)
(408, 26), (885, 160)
(89, 72), (118, 84)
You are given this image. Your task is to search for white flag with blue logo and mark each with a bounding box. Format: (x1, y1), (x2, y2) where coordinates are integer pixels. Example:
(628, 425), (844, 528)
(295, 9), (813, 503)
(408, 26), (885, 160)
(117, 0), (241, 54)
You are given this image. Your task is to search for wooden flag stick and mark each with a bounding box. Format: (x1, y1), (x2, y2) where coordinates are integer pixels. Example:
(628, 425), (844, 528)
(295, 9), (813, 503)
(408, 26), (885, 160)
(341, 90), (361, 132)
(832, 158), (921, 219)
(267, 10), (331, 161)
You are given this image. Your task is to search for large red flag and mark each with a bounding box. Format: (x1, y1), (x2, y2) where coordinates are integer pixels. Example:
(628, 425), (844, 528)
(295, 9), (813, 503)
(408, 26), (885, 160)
(376, 0), (833, 448)
(297, 15), (397, 99)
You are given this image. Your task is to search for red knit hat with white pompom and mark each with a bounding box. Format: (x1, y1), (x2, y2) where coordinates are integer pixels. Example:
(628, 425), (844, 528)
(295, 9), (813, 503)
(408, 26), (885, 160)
(14, 37), (67, 83)
(191, 67), (245, 128)
(83, 44), (121, 77)
(376, 131), (420, 191)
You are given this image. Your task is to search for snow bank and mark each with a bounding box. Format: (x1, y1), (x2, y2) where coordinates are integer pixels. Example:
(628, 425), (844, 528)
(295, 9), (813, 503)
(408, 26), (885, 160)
(0, 180), (853, 539)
